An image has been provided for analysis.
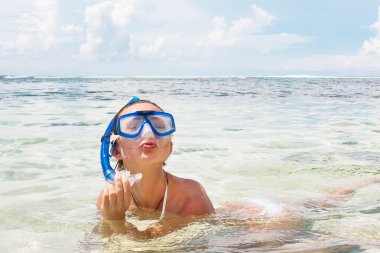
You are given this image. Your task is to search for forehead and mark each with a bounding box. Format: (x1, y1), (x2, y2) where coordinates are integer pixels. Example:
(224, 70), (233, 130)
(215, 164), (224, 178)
(120, 102), (163, 115)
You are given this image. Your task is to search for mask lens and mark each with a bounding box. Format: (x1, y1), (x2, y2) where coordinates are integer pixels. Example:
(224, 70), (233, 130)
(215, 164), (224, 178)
(147, 115), (173, 134)
(119, 116), (144, 135)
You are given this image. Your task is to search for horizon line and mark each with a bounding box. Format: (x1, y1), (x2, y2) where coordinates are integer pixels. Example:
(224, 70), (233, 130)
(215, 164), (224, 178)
(2, 74), (380, 79)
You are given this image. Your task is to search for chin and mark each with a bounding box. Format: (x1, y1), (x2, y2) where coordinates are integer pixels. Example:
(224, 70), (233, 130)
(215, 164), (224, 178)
(139, 155), (164, 165)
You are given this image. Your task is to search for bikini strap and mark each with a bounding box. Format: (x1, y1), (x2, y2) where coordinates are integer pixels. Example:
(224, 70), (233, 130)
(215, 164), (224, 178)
(159, 171), (168, 221)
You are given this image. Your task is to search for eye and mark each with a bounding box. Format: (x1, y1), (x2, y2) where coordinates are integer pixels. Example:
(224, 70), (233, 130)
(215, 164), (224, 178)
(150, 117), (169, 131)
(128, 119), (141, 129)
(155, 121), (166, 129)
(120, 117), (143, 133)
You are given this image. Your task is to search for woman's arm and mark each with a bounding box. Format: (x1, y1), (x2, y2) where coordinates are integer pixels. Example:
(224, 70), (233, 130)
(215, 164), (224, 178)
(327, 175), (380, 197)
(97, 215), (200, 239)
(304, 175), (380, 210)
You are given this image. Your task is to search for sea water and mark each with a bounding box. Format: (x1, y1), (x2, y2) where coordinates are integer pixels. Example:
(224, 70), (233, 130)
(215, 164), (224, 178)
(0, 76), (379, 252)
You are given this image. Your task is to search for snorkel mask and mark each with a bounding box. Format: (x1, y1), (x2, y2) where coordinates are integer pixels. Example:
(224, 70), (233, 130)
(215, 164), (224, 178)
(117, 110), (175, 138)
(100, 97), (176, 184)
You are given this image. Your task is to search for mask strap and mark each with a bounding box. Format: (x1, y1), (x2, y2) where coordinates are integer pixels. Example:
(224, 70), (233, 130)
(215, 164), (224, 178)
(109, 133), (119, 157)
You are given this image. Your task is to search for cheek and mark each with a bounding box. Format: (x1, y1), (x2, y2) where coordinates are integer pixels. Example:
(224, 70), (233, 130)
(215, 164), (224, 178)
(119, 137), (140, 149)
(160, 138), (173, 160)
(157, 136), (172, 147)
(118, 138), (142, 160)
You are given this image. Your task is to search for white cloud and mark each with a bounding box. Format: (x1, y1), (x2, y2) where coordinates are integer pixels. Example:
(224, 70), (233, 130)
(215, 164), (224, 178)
(200, 5), (275, 47)
(0, 0), (57, 57)
(19, 0), (57, 50)
(81, 3), (281, 62)
(370, 7), (380, 35)
(191, 4), (312, 59)
(135, 37), (166, 59)
(2, 1), (378, 76)
(206, 16), (236, 47)
(61, 24), (82, 33)
(282, 53), (380, 74)
(246, 33), (313, 53)
(129, 34), (190, 61)
(110, 0), (136, 27)
(16, 34), (32, 50)
(359, 7), (380, 56)
(234, 4), (274, 33)
(360, 37), (380, 56)
(80, 0), (136, 60)
(282, 6), (380, 74)
(0, 33), (33, 56)
(126, 4), (311, 64)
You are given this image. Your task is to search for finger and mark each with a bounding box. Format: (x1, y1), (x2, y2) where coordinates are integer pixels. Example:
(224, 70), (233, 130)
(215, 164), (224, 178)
(102, 187), (109, 208)
(108, 185), (117, 207)
(115, 174), (124, 207)
(122, 176), (131, 205)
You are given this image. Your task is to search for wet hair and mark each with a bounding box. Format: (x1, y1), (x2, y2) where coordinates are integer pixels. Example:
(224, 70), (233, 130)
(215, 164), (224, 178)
(113, 99), (166, 170)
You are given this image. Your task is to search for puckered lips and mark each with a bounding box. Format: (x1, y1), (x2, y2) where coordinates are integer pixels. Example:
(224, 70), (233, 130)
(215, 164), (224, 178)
(140, 141), (157, 150)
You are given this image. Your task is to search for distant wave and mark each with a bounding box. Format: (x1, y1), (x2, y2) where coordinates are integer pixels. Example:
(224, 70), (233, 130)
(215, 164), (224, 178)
(1, 75), (380, 81)
(0, 75), (35, 79)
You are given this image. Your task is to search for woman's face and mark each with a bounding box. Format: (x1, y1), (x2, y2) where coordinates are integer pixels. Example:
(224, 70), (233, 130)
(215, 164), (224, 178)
(116, 102), (173, 170)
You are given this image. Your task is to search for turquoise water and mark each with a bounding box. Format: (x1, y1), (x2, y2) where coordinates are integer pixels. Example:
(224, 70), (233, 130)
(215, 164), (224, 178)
(0, 76), (380, 252)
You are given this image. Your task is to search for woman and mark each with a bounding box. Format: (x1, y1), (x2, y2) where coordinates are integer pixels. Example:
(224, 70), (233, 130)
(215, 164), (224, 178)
(97, 98), (380, 239)
(97, 98), (215, 238)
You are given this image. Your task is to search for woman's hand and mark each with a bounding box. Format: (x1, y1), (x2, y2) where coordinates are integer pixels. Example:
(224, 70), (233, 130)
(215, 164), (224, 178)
(97, 174), (131, 221)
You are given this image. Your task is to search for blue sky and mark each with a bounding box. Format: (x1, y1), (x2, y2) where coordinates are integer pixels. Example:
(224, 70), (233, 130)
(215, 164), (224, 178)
(1, 0), (380, 76)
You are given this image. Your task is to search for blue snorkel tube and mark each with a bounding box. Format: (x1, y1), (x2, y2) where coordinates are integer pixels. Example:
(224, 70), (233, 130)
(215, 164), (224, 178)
(100, 97), (140, 183)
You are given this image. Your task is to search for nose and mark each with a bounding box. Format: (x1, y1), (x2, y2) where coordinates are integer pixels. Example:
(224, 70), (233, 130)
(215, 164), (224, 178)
(140, 122), (155, 139)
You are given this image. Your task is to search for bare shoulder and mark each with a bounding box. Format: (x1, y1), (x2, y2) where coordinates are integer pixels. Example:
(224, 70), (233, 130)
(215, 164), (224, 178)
(167, 173), (215, 217)
(181, 178), (207, 197)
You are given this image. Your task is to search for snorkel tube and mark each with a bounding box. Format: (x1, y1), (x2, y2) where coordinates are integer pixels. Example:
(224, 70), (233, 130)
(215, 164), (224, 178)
(100, 97), (140, 183)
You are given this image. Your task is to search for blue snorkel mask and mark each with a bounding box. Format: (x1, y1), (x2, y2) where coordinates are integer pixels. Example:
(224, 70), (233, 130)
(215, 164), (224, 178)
(100, 97), (140, 183)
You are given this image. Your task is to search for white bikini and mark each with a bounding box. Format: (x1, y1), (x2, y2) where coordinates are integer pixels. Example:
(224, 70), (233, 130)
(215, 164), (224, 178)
(159, 174), (168, 220)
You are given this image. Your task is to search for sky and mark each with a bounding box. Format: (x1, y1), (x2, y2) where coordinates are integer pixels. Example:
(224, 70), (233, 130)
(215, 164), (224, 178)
(1, 0), (380, 77)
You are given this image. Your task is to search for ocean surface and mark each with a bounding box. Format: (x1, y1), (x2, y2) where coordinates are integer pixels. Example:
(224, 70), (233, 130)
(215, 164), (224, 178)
(0, 76), (380, 252)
